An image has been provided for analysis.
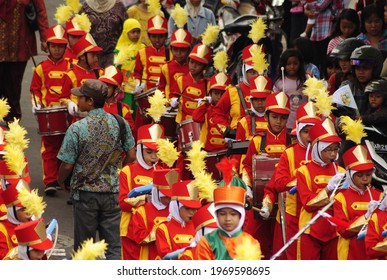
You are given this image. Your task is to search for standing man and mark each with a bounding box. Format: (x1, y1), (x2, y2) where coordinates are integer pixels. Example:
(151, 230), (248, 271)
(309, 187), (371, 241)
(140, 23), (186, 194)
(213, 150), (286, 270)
(0, 0), (49, 121)
(57, 79), (136, 260)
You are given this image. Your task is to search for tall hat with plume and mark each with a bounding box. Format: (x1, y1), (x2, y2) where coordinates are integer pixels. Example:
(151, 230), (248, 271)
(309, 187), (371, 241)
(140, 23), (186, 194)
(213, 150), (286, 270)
(296, 101), (322, 124)
(313, 84), (336, 119)
(340, 117), (373, 171)
(242, 18), (268, 66)
(71, 33), (102, 58)
(147, 0), (168, 35)
(46, 25), (68, 45)
(189, 24), (220, 65)
(265, 91), (290, 115)
(99, 65), (123, 87)
(171, 180), (201, 209)
(309, 118), (341, 145)
(137, 123), (165, 151)
(14, 218), (53, 251)
(249, 45), (271, 98)
(170, 4), (192, 48)
(72, 238), (108, 260)
(55, 0), (90, 36)
(153, 168), (180, 197)
(156, 138), (180, 168)
(209, 51), (231, 91)
(302, 76), (326, 102)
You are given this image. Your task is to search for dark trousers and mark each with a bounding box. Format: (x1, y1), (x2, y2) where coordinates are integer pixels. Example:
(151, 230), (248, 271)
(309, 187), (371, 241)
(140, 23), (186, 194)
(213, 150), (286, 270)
(0, 61), (27, 121)
(311, 38), (330, 74)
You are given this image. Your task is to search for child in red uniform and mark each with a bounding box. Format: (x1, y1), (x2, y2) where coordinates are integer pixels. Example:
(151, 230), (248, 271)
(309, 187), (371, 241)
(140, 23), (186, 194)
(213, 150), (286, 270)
(296, 118), (345, 259)
(99, 65), (136, 136)
(63, 15), (90, 66)
(119, 123), (164, 259)
(155, 180), (201, 259)
(128, 168), (179, 260)
(30, 25), (71, 195)
(61, 33), (103, 117)
(334, 144), (382, 259)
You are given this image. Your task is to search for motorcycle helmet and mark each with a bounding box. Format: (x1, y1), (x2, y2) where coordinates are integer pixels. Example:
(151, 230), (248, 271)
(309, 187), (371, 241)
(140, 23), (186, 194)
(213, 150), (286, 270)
(364, 79), (387, 95)
(330, 38), (365, 60)
(350, 45), (384, 78)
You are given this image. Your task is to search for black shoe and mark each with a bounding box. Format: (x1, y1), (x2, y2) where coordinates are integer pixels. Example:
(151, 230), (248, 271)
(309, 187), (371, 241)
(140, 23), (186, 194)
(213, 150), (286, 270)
(45, 182), (58, 196)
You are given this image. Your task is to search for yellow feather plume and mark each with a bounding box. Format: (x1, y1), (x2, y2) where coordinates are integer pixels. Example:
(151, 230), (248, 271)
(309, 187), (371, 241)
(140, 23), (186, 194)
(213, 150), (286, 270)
(248, 17), (267, 44)
(74, 13), (91, 33)
(213, 51), (228, 73)
(314, 88), (336, 118)
(5, 119), (29, 150)
(54, 5), (74, 25)
(185, 141), (207, 177)
(340, 116), (367, 144)
(66, 0), (82, 13)
(302, 75), (326, 101)
(72, 238), (108, 260)
(18, 188), (46, 219)
(3, 145), (27, 177)
(114, 48), (132, 66)
(194, 171), (217, 202)
(202, 24), (220, 47)
(156, 138), (180, 167)
(251, 45), (269, 75)
(146, 89), (168, 123)
(171, 3), (187, 29)
(0, 98), (10, 121)
(147, 0), (162, 15)
(234, 236), (263, 260)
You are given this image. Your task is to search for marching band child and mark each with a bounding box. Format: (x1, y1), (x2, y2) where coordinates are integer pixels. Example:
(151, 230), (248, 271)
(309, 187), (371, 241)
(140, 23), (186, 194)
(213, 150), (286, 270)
(30, 25), (71, 195)
(118, 123), (164, 259)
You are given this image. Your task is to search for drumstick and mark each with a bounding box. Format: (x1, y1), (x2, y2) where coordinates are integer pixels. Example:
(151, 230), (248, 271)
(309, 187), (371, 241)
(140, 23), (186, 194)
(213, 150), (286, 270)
(252, 206), (262, 212)
(174, 93), (200, 102)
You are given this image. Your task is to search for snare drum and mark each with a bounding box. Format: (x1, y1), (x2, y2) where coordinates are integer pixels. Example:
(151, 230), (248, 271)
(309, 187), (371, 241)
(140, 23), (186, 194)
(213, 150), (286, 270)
(35, 106), (72, 136)
(177, 119), (201, 152)
(134, 87), (156, 114)
(205, 150), (227, 181)
(160, 107), (177, 141)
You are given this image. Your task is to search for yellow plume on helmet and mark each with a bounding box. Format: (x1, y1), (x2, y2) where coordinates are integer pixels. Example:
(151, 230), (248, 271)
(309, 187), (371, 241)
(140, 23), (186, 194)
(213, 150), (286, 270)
(213, 51), (228, 73)
(171, 3), (187, 29)
(146, 89), (168, 123)
(202, 24), (220, 47)
(303, 75), (326, 101)
(156, 138), (180, 168)
(66, 0), (82, 13)
(18, 188), (46, 219)
(314, 88), (336, 118)
(248, 17), (267, 44)
(0, 98), (10, 122)
(186, 141), (207, 178)
(251, 45), (269, 75)
(74, 13), (91, 33)
(72, 238), (108, 260)
(340, 116), (367, 144)
(54, 4), (74, 25)
(147, 0), (162, 15)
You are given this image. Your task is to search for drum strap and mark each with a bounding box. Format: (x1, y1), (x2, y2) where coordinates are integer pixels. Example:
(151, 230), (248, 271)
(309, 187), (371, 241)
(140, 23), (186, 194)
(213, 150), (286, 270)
(93, 68), (100, 79)
(250, 112), (256, 136)
(165, 46), (170, 62)
(260, 132), (292, 152)
(111, 113), (126, 148)
(117, 101), (123, 117)
(236, 85), (250, 116)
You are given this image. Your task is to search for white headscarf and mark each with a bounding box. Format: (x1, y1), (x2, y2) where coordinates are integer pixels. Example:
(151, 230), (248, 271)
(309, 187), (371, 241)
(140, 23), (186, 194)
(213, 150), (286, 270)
(311, 141), (337, 167)
(86, 0), (117, 13)
(296, 122), (313, 148)
(242, 63), (254, 85)
(151, 187), (168, 210)
(249, 99), (265, 117)
(214, 203), (245, 237)
(167, 200), (186, 227)
(7, 206), (24, 225)
(136, 144), (156, 170)
(17, 245), (30, 260)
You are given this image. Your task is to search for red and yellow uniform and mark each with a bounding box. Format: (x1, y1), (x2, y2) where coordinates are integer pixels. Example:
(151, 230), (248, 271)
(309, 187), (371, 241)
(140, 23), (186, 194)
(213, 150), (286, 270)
(0, 219), (17, 260)
(365, 209), (387, 259)
(103, 102), (136, 137)
(235, 114), (267, 141)
(158, 60), (188, 99)
(63, 47), (78, 66)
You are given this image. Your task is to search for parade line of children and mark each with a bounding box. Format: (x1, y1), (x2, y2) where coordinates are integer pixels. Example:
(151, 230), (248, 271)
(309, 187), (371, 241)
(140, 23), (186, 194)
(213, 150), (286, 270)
(1, 0), (387, 261)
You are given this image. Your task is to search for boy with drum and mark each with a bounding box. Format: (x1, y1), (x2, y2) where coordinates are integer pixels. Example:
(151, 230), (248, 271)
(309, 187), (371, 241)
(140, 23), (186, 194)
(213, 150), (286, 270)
(30, 25), (71, 196)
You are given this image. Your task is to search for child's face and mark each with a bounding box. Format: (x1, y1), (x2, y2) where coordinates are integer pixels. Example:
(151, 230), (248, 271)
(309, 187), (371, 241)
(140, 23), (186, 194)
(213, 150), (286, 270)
(298, 125), (312, 147)
(355, 65), (373, 84)
(142, 147), (159, 166)
(326, 66), (336, 78)
(148, 33), (167, 49)
(85, 52), (99, 68)
(339, 59), (351, 73)
(364, 14), (383, 36)
(368, 92), (384, 109)
(246, 69), (258, 82)
(210, 89), (224, 105)
(285, 56), (300, 78)
(160, 196), (171, 206)
(171, 46), (190, 65)
(188, 59), (206, 77)
(68, 34), (82, 48)
(48, 43), (66, 62)
(16, 207), (32, 223)
(179, 205), (197, 222)
(106, 84), (116, 100)
(128, 28), (141, 43)
(29, 249), (46, 260)
(340, 18), (356, 38)
(352, 169), (373, 189)
(216, 207), (241, 232)
(320, 143), (340, 164)
(265, 112), (288, 135)
(251, 98), (266, 113)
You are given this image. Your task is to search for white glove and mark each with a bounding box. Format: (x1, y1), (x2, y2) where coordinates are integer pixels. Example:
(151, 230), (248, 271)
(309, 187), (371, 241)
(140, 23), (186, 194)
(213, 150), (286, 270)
(197, 96), (212, 105)
(326, 172), (345, 192)
(170, 97), (179, 108)
(67, 101), (78, 116)
(365, 200), (379, 219)
(134, 83), (144, 94)
(260, 205), (270, 220)
(32, 104), (41, 114)
(380, 196), (387, 211)
(155, 77), (160, 87)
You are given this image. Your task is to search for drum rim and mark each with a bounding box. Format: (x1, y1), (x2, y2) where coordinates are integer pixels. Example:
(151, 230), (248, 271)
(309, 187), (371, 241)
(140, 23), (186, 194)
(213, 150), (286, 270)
(134, 87), (157, 100)
(34, 106), (68, 113)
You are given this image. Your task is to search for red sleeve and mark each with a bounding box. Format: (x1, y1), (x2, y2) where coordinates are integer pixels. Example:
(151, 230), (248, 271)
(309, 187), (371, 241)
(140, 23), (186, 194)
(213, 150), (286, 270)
(273, 151), (293, 193)
(235, 121), (246, 141)
(133, 52), (143, 80)
(30, 66), (43, 103)
(296, 167), (325, 213)
(192, 102), (210, 123)
(212, 90), (232, 129)
(158, 66), (167, 93)
(0, 231), (10, 260)
(365, 211), (387, 259)
(327, 73), (336, 96)
(122, 103), (136, 134)
(118, 165), (134, 212)
(333, 193), (359, 239)
(242, 138), (259, 186)
(155, 224), (172, 258)
(127, 206), (150, 244)
(61, 74), (73, 99)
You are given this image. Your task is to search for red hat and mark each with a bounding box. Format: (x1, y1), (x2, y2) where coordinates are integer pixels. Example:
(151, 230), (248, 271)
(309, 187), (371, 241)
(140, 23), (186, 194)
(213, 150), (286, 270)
(65, 16), (87, 36)
(171, 180), (201, 209)
(153, 168), (181, 197)
(137, 124), (164, 150)
(189, 44), (212, 65)
(296, 101), (321, 124)
(214, 186), (246, 207)
(0, 158), (31, 184)
(0, 179), (30, 208)
(147, 15), (168, 34)
(192, 202), (217, 231)
(46, 25), (68, 45)
(265, 92), (290, 115)
(71, 33), (102, 58)
(249, 75), (272, 98)
(99, 66), (123, 87)
(170, 29), (192, 48)
(343, 145), (374, 171)
(15, 218), (53, 251)
(242, 44), (261, 65)
(309, 118), (341, 145)
(209, 72), (231, 91)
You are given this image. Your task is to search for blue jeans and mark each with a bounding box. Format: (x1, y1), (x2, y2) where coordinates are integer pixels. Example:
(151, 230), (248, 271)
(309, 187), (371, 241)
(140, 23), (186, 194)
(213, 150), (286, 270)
(73, 191), (121, 260)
